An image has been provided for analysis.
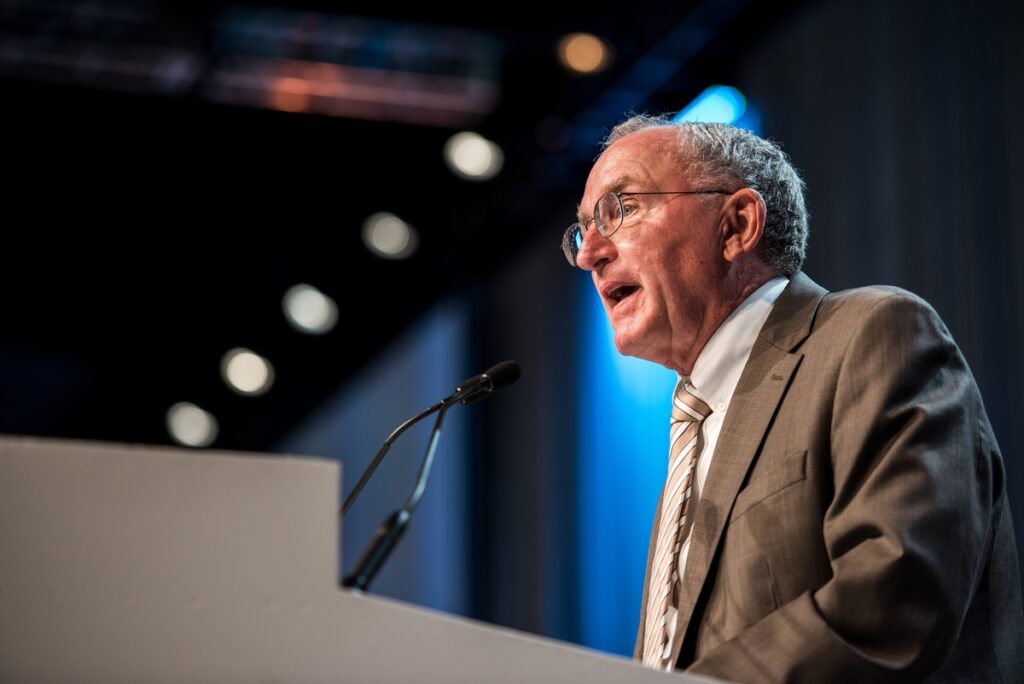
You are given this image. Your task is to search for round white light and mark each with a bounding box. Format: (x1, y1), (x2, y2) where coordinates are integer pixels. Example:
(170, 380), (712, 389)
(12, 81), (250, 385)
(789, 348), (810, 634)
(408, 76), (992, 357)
(443, 131), (504, 181)
(362, 212), (419, 259)
(221, 347), (275, 396)
(166, 402), (219, 448)
(283, 284), (338, 334)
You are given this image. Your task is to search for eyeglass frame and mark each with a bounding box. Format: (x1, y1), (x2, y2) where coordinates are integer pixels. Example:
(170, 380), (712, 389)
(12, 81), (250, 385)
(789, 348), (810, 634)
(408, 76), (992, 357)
(562, 189), (735, 267)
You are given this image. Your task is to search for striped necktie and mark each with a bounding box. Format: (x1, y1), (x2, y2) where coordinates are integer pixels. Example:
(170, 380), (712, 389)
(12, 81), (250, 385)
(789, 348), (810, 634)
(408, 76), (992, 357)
(642, 379), (712, 670)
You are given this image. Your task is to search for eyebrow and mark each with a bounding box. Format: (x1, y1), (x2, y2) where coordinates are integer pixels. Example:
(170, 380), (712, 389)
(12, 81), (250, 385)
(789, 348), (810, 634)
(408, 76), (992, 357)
(576, 175), (638, 222)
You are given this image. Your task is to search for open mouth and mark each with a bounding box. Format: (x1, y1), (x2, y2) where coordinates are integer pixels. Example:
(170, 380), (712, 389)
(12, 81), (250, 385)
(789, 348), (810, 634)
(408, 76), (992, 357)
(607, 284), (640, 304)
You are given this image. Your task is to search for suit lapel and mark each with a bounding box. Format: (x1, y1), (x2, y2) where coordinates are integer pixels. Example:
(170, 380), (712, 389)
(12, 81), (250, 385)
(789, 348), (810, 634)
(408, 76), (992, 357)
(670, 273), (827, 663)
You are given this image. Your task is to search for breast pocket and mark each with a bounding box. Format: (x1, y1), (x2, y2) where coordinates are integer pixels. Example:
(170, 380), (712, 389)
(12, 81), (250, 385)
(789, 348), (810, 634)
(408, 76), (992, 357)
(730, 449), (807, 522)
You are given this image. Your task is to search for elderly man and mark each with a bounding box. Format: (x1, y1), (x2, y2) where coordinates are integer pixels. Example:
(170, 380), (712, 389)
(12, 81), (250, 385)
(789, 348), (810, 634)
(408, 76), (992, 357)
(562, 116), (1023, 682)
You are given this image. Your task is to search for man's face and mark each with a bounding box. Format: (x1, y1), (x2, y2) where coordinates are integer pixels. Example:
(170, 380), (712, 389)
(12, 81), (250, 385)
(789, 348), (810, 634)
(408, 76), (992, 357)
(576, 129), (729, 370)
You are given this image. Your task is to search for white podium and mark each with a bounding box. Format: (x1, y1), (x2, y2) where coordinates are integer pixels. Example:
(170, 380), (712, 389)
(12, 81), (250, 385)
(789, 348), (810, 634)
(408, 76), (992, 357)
(0, 436), (717, 683)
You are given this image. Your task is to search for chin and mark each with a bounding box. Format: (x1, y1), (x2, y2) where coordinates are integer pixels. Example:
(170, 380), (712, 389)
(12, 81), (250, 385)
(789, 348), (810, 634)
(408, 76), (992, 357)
(612, 328), (653, 362)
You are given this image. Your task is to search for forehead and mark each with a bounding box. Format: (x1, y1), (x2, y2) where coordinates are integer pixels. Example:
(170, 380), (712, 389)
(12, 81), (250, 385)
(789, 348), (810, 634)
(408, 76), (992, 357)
(580, 128), (685, 208)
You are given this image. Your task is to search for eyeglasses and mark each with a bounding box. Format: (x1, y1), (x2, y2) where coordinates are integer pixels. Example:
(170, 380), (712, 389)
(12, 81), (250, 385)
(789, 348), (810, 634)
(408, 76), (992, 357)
(561, 189), (733, 267)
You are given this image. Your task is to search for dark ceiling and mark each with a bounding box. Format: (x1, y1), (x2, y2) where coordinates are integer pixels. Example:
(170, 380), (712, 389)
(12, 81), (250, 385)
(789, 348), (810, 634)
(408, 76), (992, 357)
(0, 0), (804, 449)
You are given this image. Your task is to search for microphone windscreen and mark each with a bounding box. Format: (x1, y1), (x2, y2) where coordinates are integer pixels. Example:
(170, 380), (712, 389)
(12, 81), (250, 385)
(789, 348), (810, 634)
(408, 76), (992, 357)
(485, 360), (521, 389)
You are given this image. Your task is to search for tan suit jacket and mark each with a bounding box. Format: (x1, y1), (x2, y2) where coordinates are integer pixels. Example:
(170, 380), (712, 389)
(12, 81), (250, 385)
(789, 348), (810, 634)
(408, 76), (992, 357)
(634, 273), (1023, 682)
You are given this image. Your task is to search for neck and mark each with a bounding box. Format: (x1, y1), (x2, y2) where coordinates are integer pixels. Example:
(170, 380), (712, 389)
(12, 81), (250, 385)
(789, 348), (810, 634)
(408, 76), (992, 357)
(670, 266), (775, 375)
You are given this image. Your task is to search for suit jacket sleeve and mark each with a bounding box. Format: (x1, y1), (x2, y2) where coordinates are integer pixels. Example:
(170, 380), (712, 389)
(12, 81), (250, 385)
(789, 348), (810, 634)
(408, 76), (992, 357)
(688, 291), (1002, 682)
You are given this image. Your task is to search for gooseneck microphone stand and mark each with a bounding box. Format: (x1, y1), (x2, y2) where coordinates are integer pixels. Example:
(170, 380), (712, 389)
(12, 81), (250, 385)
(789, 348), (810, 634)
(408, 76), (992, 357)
(340, 361), (520, 592)
(341, 405), (449, 591)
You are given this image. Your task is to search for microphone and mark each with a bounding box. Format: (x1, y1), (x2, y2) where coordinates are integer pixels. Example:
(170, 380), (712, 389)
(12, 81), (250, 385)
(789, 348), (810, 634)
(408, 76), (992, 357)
(450, 360), (521, 406)
(340, 361), (520, 592)
(340, 361), (520, 519)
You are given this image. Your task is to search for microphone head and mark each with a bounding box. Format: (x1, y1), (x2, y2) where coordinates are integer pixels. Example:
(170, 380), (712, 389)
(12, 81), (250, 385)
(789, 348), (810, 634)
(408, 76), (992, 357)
(483, 360), (521, 389)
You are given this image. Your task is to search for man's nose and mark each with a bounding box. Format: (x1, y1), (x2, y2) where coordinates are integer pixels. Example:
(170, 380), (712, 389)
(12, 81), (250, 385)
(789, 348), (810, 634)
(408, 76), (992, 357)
(575, 227), (617, 272)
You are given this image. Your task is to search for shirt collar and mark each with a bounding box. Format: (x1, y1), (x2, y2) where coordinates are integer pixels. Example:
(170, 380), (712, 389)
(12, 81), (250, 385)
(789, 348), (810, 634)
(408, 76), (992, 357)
(685, 277), (789, 408)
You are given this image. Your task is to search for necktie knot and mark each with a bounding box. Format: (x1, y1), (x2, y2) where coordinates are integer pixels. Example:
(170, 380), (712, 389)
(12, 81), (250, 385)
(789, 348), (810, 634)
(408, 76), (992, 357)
(671, 380), (712, 424)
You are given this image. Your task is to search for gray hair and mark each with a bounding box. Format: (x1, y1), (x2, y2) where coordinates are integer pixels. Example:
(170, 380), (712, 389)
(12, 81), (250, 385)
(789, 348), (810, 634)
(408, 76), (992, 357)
(604, 115), (808, 277)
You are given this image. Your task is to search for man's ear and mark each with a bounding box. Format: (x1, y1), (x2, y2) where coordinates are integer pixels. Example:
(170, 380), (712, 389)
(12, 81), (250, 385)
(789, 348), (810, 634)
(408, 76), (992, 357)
(721, 188), (766, 262)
